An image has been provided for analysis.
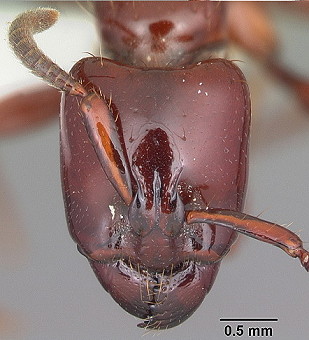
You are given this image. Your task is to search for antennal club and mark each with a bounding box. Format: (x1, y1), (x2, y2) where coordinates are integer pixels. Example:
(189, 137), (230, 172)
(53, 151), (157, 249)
(9, 8), (87, 97)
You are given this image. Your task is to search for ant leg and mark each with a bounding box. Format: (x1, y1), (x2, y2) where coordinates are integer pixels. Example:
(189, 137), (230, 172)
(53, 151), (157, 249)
(228, 2), (309, 111)
(266, 60), (309, 111)
(227, 2), (277, 60)
(0, 86), (60, 135)
(186, 209), (309, 271)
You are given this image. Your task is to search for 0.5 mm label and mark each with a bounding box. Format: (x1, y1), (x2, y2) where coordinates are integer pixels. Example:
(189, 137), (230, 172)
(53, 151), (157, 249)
(220, 318), (277, 337)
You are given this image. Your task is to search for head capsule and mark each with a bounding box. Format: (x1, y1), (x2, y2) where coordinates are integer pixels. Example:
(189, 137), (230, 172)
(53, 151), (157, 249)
(60, 57), (251, 329)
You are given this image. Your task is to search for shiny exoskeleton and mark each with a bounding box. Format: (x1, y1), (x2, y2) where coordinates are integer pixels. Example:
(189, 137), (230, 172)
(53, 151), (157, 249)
(9, 2), (309, 329)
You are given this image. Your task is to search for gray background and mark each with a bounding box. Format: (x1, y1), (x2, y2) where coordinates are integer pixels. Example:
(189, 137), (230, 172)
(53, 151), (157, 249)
(1, 2), (309, 339)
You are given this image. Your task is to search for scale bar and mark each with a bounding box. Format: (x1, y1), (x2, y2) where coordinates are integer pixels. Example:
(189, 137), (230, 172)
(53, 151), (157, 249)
(220, 318), (278, 322)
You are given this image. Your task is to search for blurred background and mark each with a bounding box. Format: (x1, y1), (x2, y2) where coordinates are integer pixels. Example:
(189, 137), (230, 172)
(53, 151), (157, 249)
(0, 2), (309, 339)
